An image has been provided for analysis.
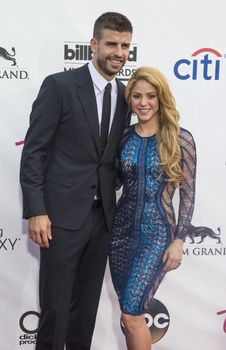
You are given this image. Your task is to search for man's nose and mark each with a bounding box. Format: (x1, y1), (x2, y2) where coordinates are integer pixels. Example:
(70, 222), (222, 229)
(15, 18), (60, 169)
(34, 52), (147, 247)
(114, 45), (123, 56)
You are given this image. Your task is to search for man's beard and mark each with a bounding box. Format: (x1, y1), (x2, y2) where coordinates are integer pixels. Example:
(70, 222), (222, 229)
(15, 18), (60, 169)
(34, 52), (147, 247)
(96, 56), (125, 77)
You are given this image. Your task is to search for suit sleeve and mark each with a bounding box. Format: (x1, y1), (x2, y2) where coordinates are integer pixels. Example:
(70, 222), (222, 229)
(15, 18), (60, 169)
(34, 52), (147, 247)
(175, 130), (197, 240)
(20, 75), (62, 219)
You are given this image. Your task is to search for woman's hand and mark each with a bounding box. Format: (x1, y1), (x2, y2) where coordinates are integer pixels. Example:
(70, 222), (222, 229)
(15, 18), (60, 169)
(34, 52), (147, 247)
(162, 239), (184, 272)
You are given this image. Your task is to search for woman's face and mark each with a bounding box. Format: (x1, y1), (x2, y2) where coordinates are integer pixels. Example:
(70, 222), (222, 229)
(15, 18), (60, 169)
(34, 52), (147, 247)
(130, 79), (159, 124)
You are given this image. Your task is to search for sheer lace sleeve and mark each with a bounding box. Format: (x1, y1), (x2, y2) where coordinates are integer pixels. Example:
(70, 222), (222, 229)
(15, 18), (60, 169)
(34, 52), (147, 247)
(176, 128), (197, 240)
(115, 126), (133, 191)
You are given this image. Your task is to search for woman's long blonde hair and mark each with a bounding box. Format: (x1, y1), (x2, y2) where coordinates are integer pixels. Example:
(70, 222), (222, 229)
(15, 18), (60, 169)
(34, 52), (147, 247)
(125, 66), (183, 187)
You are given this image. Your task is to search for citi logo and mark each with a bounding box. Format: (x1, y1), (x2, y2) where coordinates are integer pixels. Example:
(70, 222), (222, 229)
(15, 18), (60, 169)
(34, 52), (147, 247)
(174, 48), (224, 80)
(64, 42), (137, 64)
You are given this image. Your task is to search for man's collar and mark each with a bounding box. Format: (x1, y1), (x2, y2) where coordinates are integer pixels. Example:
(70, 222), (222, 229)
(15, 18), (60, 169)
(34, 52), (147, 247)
(88, 61), (117, 93)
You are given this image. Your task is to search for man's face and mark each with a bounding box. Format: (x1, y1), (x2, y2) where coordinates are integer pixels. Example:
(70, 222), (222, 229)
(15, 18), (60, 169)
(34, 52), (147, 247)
(91, 29), (132, 80)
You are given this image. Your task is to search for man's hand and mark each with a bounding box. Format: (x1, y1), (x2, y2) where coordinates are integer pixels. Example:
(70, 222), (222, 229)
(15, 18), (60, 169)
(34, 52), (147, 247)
(162, 239), (184, 272)
(28, 215), (52, 248)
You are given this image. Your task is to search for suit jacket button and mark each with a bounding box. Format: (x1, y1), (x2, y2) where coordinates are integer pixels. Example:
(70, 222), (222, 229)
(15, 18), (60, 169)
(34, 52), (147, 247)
(91, 185), (96, 189)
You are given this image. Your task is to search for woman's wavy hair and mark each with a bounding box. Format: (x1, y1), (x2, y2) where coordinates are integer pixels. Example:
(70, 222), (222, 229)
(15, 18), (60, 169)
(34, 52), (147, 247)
(125, 66), (183, 186)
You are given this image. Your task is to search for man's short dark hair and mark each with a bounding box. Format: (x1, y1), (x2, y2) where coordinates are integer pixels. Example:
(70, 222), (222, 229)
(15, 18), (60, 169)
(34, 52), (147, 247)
(93, 12), (133, 40)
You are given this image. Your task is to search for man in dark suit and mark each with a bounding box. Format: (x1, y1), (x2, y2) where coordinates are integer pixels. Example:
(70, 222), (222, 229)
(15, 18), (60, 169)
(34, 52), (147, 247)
(20, 12), (133, 350)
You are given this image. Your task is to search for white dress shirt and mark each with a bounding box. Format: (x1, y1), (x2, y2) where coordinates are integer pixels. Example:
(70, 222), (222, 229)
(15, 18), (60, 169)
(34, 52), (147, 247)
(88, 61), (118, 135)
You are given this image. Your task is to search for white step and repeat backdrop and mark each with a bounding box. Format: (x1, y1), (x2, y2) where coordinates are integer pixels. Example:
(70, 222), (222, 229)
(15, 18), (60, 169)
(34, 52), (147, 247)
(1, 1), (226, 349)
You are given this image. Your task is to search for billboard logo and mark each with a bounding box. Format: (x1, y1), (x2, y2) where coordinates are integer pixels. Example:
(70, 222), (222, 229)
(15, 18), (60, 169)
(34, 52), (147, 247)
(64, 41), (137, 82)
(174, 48), (224, 80)
(64, 43), (92, 62)
(64, 42), (137, 63)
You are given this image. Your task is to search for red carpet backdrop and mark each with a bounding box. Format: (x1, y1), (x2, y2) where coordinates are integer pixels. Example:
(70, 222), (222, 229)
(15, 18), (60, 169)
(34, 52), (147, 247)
(0, 0), (226, 349)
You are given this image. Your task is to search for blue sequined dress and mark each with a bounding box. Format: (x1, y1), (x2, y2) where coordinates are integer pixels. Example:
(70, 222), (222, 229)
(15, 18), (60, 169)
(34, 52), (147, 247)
(109, 125), (196, 315)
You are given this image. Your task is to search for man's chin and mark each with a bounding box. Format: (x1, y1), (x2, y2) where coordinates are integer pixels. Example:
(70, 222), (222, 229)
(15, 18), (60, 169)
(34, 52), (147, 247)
(111, 61), (124, 69)
(108, 64), (124, 75)
(103, 68), (120, 77)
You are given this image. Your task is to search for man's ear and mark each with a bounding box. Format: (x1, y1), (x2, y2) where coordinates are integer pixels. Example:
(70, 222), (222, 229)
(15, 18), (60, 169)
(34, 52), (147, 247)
(90, 38), (97, 54)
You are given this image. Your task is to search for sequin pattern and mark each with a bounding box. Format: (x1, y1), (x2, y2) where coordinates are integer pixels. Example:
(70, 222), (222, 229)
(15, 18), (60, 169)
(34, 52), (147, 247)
(109, 125), (196, 315)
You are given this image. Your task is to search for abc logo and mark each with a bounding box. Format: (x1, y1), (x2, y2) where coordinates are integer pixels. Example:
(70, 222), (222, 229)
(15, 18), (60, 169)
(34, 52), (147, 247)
(121, 298), (170, 344)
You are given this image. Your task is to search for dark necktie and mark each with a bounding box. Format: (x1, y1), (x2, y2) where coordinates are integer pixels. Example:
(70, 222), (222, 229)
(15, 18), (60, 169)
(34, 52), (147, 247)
(100, 82), (112, 154)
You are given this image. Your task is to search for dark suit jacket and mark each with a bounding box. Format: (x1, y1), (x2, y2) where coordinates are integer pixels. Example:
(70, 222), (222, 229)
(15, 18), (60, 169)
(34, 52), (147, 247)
(20, 64), (130, 231)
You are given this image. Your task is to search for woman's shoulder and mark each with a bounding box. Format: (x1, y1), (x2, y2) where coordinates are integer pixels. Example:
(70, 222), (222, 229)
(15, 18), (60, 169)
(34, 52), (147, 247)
(122, 124), (135, 138)
(119, 124), (135, 147)
(179, 127), (196, 150)
(179, 127), (195, 142)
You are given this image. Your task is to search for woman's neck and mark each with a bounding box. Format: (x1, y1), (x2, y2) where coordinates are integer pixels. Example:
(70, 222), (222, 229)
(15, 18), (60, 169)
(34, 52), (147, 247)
(135, 122), (158, 137)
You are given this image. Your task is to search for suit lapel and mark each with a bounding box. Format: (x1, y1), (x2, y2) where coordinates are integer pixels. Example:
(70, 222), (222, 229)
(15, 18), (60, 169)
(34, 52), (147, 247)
(76, 67), (128, 159)
(76, 65), (101, 156)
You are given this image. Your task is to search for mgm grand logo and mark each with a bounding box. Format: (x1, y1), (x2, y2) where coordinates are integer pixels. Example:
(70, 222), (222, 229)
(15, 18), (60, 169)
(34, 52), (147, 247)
(0, 46), (28, 79)
(0, 47), (17, 66)
(184, 224), (226, 256)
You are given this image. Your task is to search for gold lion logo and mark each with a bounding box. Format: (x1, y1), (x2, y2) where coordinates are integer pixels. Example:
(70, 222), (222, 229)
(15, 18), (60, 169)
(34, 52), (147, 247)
(187, 225), (221, 244)
(0, 47), (17, 66)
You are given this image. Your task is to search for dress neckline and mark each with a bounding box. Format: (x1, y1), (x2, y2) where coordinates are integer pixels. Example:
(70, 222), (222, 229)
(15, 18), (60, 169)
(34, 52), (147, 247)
(133, 124), (156, 139)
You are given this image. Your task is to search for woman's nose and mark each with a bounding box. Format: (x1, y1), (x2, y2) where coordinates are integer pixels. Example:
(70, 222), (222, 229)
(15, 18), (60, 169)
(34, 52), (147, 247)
(140, 97), (147, 105)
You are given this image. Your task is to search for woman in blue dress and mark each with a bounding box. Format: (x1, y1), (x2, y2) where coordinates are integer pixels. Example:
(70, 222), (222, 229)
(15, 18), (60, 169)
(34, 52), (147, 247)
(109, 67), (196, 350)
